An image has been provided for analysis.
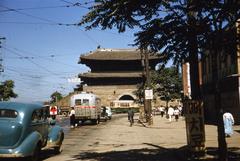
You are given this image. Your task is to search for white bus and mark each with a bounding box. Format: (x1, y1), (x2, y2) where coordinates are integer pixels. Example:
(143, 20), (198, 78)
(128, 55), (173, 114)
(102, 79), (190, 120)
(70, 92), (101, 124)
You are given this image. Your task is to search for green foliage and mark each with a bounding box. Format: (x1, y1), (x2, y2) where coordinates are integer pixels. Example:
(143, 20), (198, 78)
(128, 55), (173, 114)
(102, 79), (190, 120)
(50, 91), (63, 104)
(133, 82), (145, 104)
(81, 0), (239, 100)
(134, 67), (182, 105)
(0, 80), (18, 101)
(152, 67), (182, 106)
(80, 0), (240, 66)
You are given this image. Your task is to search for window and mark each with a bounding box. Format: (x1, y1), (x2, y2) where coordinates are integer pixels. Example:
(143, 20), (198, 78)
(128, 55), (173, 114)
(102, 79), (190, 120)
(31, 109), (43, 122)
(82, 99), (89, 106)
(75, 99), (82, 105)
(0, 109), (18, 118)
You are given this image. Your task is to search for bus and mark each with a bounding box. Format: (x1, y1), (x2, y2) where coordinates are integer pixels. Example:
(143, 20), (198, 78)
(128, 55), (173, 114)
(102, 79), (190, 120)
(70, 92), (101, 125)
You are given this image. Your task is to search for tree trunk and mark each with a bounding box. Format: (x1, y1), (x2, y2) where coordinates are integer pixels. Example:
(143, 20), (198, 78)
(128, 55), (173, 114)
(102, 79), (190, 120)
(212, 34), (228, 161)
(188, 12), (201, 100)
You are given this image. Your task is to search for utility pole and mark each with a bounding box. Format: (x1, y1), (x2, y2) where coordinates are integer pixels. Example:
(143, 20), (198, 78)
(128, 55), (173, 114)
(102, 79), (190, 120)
(0, 37), (6, 81)
(142, 49), (153, 125)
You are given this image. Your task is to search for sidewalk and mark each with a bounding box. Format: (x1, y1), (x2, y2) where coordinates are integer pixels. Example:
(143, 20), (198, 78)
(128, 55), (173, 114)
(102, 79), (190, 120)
(140, 114), (240, 160)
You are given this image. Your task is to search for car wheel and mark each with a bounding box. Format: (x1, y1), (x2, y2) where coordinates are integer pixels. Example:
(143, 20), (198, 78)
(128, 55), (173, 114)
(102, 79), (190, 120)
(54, 145), (62, 154)
(28, 144), (41, 161)
(54, 133), (64, 154)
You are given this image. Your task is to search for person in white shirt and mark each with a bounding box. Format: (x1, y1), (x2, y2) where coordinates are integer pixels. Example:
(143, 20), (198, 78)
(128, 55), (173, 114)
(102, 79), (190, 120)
(174, 107), (180, 121)
(223, 110), (234, 137)
(167, 106), (174, 122)
(159, 106), (165, 117)
(69, 107), (76, 128)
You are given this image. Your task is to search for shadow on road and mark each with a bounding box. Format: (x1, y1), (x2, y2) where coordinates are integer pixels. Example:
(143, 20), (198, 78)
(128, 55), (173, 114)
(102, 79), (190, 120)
(71, 147), (185, 161)
(63, 146), (240, 161)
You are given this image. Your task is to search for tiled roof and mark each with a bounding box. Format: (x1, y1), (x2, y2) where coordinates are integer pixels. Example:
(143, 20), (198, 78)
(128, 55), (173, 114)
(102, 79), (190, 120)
(79, 72), (143, 78)
(79, 48), (161, 61)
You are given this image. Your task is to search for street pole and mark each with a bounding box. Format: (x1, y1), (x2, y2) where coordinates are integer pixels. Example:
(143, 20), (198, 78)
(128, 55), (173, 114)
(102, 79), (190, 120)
(144, 50), (153, 125)
(215, 81), (228, 161)
(0, 37), (6, 84)
(140, 50), (146, 122)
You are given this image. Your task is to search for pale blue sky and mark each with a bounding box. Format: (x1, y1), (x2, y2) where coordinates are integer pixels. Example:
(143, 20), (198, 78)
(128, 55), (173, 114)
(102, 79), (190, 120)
(0, 0), (137, 102)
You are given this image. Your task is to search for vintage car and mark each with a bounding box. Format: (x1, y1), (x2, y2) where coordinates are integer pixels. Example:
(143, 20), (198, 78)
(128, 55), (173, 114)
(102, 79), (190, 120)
(0, 102), (64, 161)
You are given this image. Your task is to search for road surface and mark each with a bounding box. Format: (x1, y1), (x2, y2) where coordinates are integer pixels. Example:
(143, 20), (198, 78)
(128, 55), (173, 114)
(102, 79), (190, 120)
(41, 114), (240, 161)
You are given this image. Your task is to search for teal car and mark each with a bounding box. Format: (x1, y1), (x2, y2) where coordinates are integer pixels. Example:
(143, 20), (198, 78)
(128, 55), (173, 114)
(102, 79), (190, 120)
(0, 102), (64, 161)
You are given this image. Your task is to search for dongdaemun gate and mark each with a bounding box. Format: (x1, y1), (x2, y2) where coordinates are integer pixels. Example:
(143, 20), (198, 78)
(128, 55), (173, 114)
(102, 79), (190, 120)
(77, 48), (161, 109)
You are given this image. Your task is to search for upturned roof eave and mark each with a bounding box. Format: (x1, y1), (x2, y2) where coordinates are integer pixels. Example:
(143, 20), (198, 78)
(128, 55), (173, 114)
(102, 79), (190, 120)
(78, 72), (143, 78)
(78, 48), (163, 64)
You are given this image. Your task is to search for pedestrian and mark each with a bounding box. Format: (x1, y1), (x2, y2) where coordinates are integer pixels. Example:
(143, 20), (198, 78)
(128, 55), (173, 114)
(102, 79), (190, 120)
(159, 106), (165, 117)
(49, 115), (56, 126)
(223, 110), (234, 137)
(128, 108), (134, 126)
(167, 106), (174, 122)
(178, 105), (183, 116)
(69, 107), (76, 128)
(174, 107), (180, 122)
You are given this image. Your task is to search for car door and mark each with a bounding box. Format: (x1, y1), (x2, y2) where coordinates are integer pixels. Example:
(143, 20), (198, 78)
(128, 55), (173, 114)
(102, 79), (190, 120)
(31, 108), (48, 146)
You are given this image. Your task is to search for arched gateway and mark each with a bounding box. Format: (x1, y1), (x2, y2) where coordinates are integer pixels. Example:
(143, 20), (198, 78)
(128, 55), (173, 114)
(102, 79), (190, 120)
(77, 48), (162, 109)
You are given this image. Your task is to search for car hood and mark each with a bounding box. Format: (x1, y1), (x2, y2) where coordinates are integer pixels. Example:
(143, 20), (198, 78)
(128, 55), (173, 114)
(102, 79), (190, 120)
(0, 119), (23, 147)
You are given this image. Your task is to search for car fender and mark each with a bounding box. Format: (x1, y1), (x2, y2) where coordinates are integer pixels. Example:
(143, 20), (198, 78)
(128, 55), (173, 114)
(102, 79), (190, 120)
(15, 131), (42, 157)
(47, 125), (64, 148)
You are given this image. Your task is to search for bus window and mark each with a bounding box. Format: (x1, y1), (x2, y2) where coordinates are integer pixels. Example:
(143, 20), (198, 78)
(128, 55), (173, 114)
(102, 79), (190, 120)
(75, 99), (82, 105)
(82, 99), (89, 106)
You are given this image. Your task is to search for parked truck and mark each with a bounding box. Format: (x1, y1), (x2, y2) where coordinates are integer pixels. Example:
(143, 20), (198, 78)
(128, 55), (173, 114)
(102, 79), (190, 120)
(70, 92), (101, 125)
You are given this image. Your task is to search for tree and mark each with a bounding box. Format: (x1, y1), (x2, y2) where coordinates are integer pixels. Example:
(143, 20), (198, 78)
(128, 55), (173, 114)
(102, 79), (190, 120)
(0, 80), (18, 101)
(50, 91), (63, 104)
(80, 0), (240, 99)
(152, 67), (182, 107)
(81, 2), (239, 160)
(134, 66), (182, 107)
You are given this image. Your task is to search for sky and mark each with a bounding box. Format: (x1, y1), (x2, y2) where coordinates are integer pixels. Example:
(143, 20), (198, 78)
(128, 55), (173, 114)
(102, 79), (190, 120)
(0, 0), (137, 103)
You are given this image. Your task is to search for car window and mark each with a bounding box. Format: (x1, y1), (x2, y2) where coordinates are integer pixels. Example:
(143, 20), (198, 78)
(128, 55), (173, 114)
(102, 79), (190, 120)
(31, 109), (44, 123)
(0, 109), (18, 118)
(42, 107), (49, 120)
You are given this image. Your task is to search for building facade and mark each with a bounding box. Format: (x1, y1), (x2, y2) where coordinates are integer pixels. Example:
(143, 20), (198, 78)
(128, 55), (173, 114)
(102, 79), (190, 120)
(196, 20), (240, 123)
(78, 48), (161, 109)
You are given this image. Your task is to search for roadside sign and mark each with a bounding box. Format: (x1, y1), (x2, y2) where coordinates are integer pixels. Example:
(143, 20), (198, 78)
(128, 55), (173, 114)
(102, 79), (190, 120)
(145, 89), (153, 99)
(50, 106), (58, 115)
(184, 100), (205, 152)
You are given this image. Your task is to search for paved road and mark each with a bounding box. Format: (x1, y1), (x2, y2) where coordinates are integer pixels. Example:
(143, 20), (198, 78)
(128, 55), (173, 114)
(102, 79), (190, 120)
(41, 114), (240, 161)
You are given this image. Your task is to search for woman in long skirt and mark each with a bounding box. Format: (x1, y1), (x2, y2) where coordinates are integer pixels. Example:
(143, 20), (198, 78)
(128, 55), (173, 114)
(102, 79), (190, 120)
(69, 107), (75, 128)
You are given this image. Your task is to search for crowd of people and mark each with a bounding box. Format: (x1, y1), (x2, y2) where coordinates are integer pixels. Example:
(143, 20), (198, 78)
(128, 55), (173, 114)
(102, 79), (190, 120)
(153, 105), (183, 122)
(155, 105), (236, 138)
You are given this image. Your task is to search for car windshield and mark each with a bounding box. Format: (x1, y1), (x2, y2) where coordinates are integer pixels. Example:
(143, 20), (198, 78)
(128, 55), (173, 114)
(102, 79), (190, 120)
(0, 109), (18, 118)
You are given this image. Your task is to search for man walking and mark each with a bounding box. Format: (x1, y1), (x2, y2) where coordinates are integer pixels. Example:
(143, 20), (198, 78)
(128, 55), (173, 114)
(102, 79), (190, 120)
(128, 108), (134, 126)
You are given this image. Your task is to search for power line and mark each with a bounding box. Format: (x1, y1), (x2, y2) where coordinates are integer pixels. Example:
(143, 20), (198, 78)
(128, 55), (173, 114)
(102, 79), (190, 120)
(0, 5), (72, 12)
(59, 0), (95, 9)
(2, 46), (60, 75)
(0, 4), (77, 26)
(4, 45), (81, 70)
(0, 21), (62, 25)
(0, 2), (91, 13)
(78, 27), (101, 46)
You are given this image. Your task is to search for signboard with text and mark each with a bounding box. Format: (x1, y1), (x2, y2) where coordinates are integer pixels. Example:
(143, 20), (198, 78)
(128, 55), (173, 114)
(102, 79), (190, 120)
(145, 89), (153, 99)
(184, 100), (205, 152)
